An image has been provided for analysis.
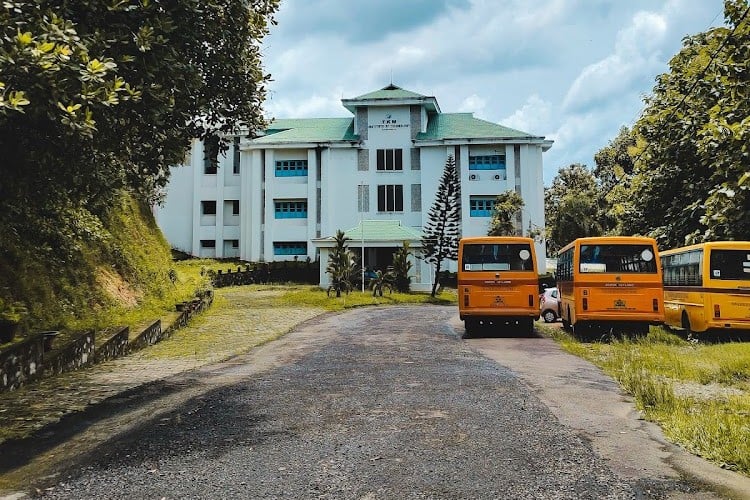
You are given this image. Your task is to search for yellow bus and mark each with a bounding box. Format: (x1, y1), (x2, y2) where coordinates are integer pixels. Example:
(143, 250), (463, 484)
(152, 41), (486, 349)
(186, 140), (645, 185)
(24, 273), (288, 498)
(661, 241), (750, 336)
(458, 236), (539, 335)
(556, 236), (664, 335)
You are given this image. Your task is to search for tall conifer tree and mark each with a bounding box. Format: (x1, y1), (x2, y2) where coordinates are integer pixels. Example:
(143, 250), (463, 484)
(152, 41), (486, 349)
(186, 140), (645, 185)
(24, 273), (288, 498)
(421, 155), (461, 297)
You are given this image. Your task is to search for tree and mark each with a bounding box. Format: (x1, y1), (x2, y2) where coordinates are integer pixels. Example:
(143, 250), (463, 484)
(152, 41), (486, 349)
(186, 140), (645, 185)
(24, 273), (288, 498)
(326, 230), (355, 298)
(552, 195), (604, 246)
(593, 126), (638, 234)
(488, 190), (524, 236)
(422, 155), (461, 297)
(0, 0), (278, 258)
(625, 0), (750, 247)
(544, 164), (603, 251)
(391, 241), (413, 292)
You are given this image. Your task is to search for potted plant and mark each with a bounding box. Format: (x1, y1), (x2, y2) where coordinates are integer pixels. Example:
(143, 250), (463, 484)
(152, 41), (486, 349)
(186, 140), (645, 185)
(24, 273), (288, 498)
(0, 299), (28, 343)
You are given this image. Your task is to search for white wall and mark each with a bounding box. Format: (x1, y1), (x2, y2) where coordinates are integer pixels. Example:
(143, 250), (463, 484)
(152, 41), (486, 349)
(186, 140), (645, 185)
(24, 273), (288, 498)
(154, 141), (197, 254)
(156, 104), (550, 274)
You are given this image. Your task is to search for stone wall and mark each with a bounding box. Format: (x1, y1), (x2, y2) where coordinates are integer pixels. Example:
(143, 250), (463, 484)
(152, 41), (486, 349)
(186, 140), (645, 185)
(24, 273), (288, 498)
(43, 330), (95, 377)
(0, 290), (214, 394)
(95, 326), (130, 363)
(0, 335), (44, 392)
(129, 320), (162, 352)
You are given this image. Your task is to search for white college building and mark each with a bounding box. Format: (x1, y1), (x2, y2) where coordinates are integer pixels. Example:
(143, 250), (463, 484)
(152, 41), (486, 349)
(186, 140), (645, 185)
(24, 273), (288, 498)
(155, 85), (553, 290)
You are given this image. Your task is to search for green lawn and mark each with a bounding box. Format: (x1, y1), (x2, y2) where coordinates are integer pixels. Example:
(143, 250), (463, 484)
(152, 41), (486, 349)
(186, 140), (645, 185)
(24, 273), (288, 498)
(543, 325), (750, 476)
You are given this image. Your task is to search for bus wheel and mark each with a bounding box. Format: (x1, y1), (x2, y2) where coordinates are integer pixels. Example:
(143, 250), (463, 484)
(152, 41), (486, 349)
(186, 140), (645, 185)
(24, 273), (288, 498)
(464, 319), (478, 338)
(523, 317), (535, 335)
(562, 308), (572, 332)
(681, 312), (694, 340)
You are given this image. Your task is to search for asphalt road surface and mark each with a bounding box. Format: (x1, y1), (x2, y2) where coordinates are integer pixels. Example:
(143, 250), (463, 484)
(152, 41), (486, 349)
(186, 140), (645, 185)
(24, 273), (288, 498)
(6, 306), (749, 499)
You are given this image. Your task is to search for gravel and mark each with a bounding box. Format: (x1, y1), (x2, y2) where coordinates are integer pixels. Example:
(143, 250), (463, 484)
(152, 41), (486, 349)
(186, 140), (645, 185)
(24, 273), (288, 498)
(34, 306), (695, 499)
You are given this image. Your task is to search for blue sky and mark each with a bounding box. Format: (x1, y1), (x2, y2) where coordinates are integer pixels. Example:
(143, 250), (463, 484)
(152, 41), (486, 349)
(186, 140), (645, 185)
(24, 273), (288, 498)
(260, 0), (726, 185)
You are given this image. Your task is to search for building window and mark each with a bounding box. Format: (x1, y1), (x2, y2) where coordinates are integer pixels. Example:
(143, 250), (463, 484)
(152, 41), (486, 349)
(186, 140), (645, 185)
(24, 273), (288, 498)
(201, 200), (217, 215)
(232, 200), (240, 215)
(469, 154), (506, 172)
(469, 196), (495, 217)
(274, 200), (308, 219)
(358, 184), (370, 212)
(203, 136), (219, 174)
(226, 239), (239, 249)
(411, 184), (421, 212)
(200, 239), (216, 248)
(275, 159), (308, 177)
(377, 185), (403, 212)
(273, 242), (307, 255)
(376, 149), (403, 171)
(233, 137), (240, 174)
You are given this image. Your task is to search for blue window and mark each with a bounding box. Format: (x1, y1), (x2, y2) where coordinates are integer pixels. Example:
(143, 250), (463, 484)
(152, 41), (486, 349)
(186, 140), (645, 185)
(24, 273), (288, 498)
(469, 196), (495, 217)
(274, 200), (308, 219)
(274, 242), (307, 255)
(275, 159), (308, 177)
(469, 154), (506, 171)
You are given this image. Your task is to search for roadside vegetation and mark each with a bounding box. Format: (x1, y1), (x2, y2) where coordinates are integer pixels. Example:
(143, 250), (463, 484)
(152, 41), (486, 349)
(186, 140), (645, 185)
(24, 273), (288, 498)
(542, 325), (750, 476)
(138, 284), (457, 362)
(94, 269), (456, 349)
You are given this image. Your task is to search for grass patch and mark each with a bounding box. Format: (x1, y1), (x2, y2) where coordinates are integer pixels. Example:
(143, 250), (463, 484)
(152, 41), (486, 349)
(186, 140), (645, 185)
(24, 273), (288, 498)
(271, 285), (457, 311)
(138, 284), (456, 362)
(542, 324), (750, 475)
(67, 257), (213, 334)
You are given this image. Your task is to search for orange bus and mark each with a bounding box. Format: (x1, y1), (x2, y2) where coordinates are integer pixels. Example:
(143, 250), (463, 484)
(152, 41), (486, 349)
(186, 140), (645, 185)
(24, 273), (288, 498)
(457, 236), (539, 335)
(556, 236), (664, 335)
(661, 241), (750, 336)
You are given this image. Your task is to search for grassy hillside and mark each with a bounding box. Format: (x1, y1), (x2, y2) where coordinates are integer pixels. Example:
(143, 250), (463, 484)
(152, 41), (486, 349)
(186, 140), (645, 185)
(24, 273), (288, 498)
(0, 192), (207, 337)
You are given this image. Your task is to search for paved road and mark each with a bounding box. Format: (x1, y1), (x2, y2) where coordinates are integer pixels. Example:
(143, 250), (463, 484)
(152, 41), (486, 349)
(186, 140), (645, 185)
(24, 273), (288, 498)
(3, 306), (748, 499)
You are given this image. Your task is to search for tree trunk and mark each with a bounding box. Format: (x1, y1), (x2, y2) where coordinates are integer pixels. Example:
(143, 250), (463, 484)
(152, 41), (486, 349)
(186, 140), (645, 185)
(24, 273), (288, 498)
(431, 261), (442, 297)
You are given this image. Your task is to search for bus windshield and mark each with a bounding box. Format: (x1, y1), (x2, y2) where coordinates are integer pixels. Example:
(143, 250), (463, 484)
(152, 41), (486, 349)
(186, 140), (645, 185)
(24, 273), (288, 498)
(461, 243), (534, 272)
(579, 244), (657, 273)
(709, 250), (750, 281)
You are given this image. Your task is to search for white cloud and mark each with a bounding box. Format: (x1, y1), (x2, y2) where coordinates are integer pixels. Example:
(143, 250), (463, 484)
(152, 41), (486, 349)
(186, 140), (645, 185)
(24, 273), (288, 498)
(501, 95), (554, 136)
(265, 92), (342, 119)
(261, 0), (725, 184)
(563, 10), (668, 113)
(458, 94), (487, 114)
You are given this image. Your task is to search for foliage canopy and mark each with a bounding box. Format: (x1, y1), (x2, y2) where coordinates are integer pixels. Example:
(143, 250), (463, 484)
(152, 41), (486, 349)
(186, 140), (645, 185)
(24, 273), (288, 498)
(487, 190), (524, 237)
(0, 0), (277, 324)
(618, 0), (750, 247)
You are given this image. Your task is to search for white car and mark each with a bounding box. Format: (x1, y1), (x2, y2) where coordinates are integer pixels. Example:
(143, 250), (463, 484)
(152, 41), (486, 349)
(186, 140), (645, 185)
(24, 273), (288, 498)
(539, 287), (560, 323)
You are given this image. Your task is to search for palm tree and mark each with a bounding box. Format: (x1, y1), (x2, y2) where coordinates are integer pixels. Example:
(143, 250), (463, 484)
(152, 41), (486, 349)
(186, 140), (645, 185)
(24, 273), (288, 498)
(391, 241), (413, 292)
(326, 230), (356, 297)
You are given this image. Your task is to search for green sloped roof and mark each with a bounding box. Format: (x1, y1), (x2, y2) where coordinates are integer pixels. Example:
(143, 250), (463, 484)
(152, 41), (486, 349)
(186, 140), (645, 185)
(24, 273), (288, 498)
(353, 84), (427, 101)
(316, 220), (423, 243)
(252, 118), (357, 144)
(416, 113), (536, 141)
(345, 220), (423, 241)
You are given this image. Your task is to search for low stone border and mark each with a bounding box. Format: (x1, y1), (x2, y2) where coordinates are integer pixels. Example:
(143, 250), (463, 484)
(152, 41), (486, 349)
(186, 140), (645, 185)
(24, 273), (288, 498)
(0, 290), (214, 394)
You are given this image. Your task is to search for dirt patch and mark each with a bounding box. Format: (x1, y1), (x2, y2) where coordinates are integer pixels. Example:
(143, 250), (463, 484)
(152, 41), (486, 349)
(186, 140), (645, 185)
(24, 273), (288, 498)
(96, 266), (141, 308)
(672, 381), (745, 401)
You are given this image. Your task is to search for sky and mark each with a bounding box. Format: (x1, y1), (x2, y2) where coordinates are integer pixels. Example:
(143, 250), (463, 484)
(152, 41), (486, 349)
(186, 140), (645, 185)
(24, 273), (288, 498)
(260, 0), (727, 185)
